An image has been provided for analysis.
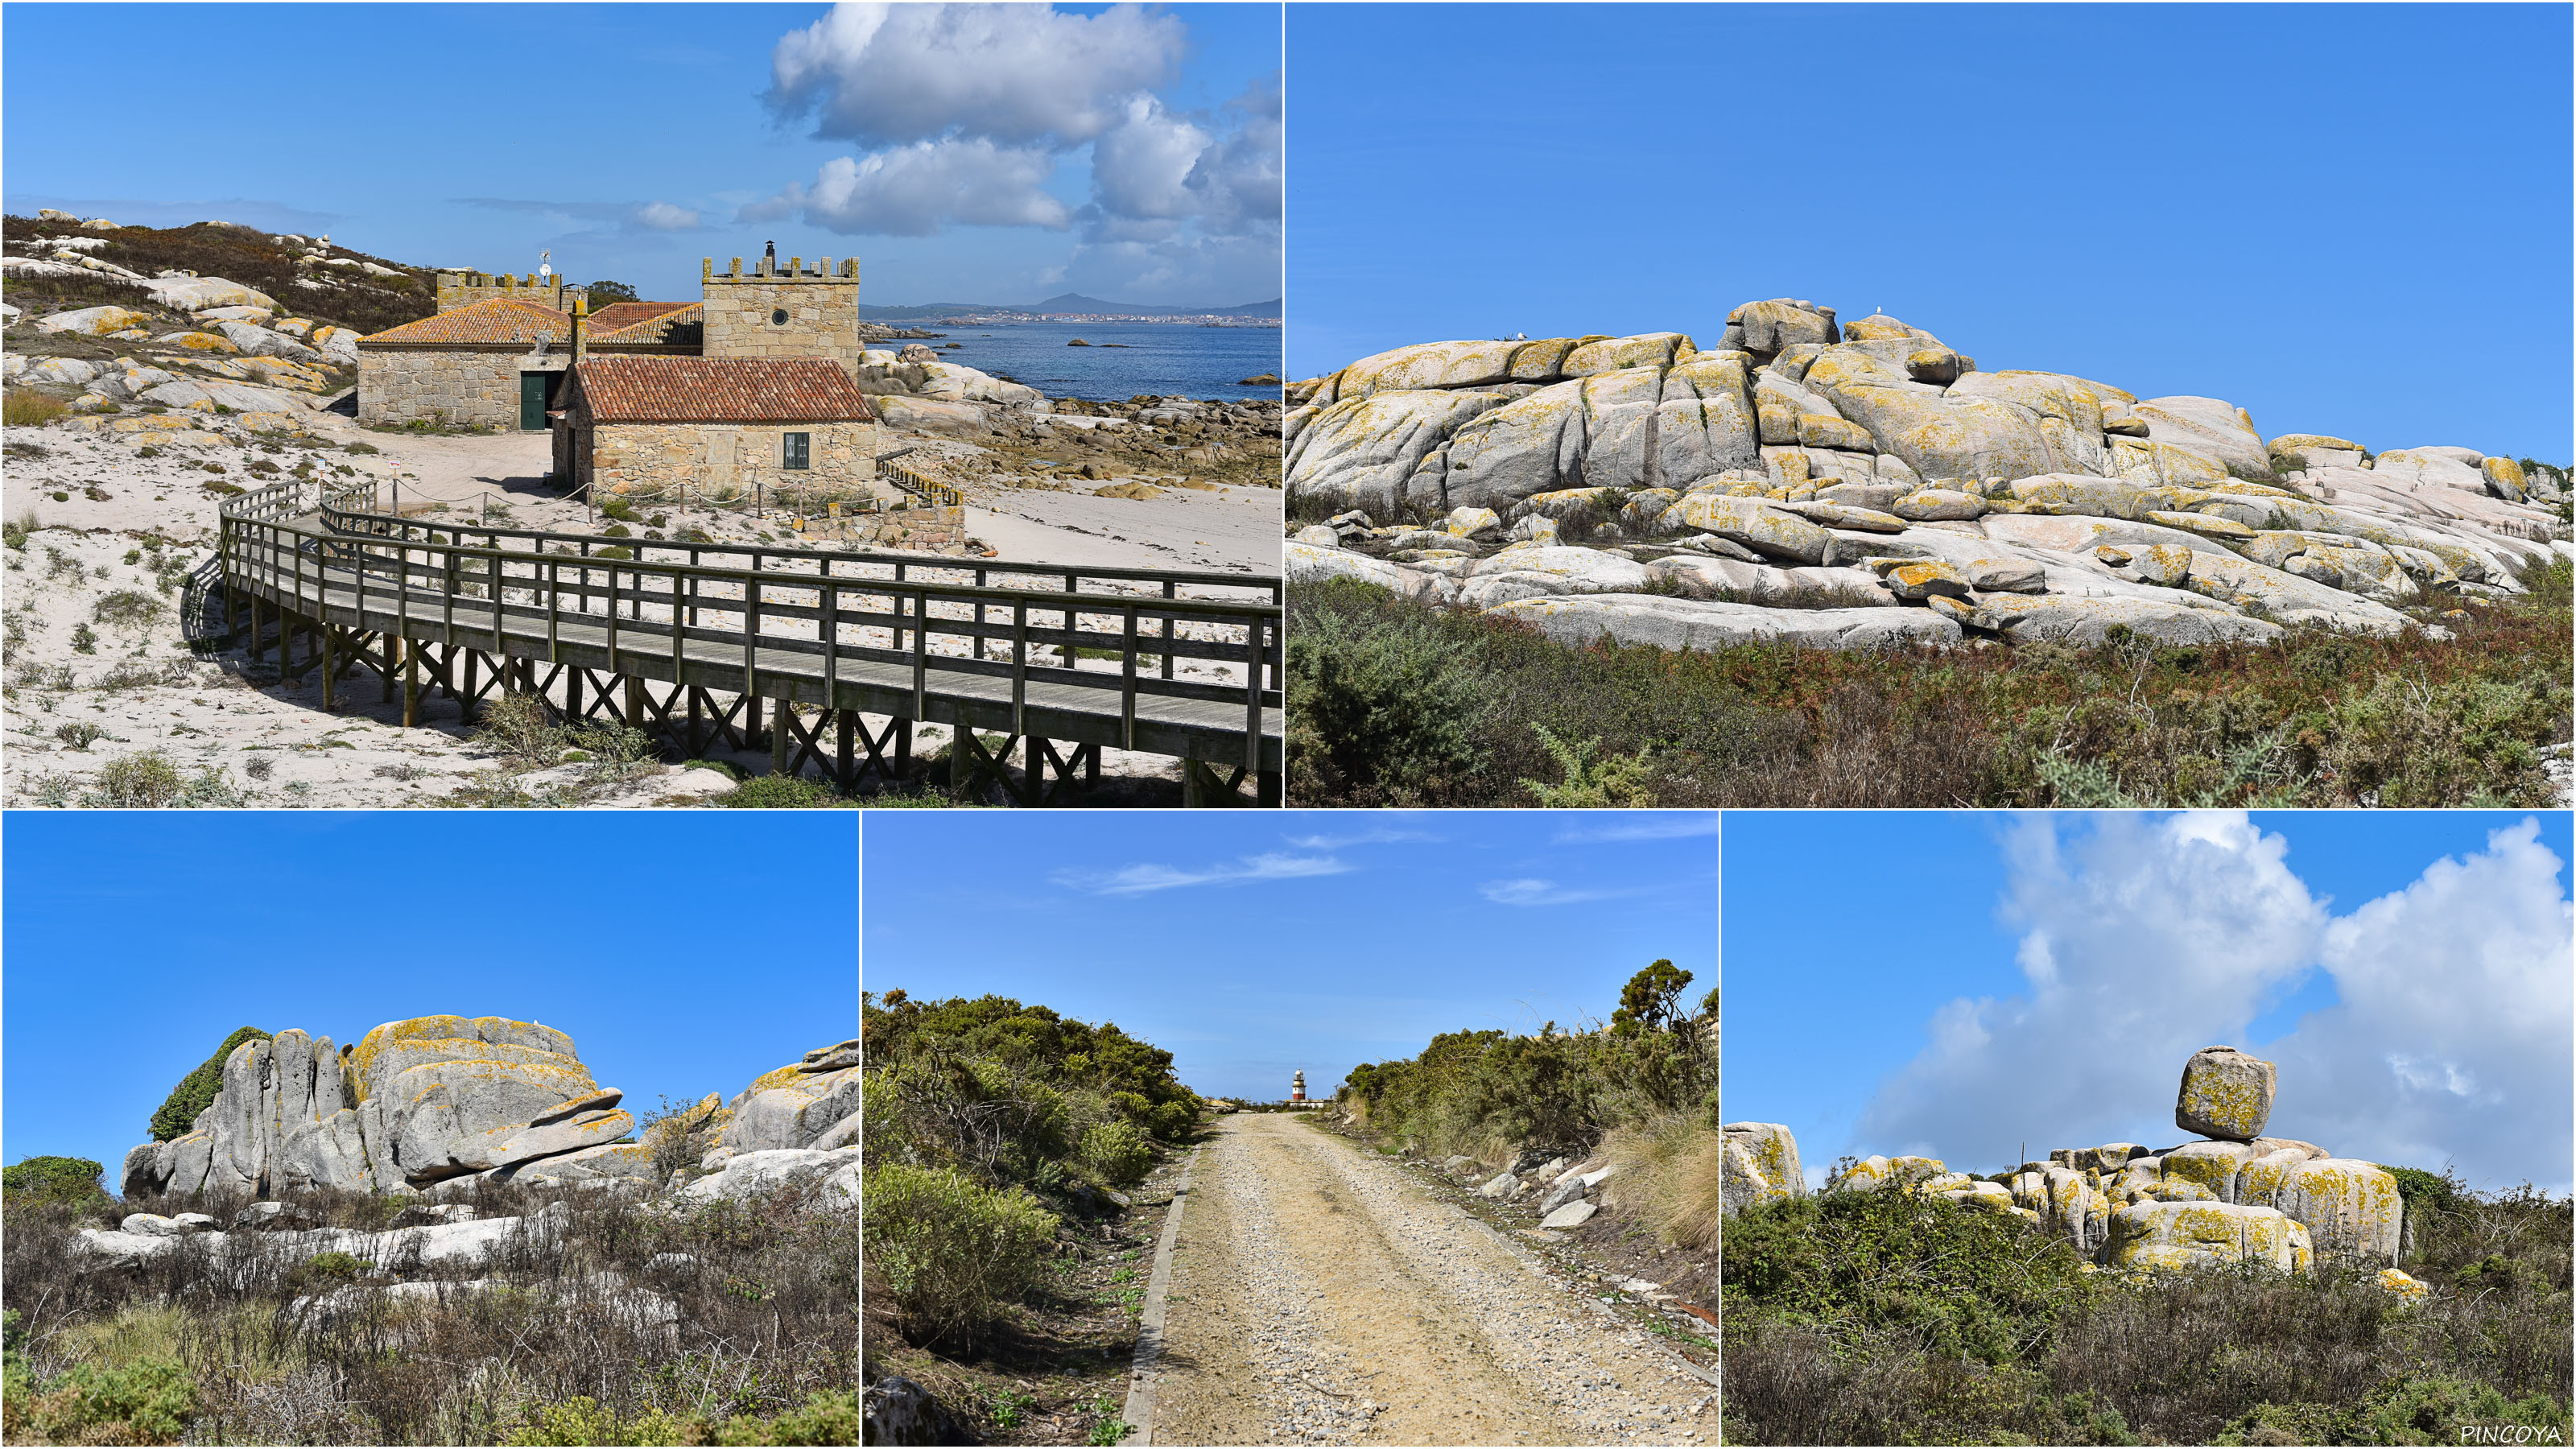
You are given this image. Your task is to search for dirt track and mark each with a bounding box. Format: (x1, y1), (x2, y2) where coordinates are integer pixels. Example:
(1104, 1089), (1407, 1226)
(1151, 1115), (1714, 1446)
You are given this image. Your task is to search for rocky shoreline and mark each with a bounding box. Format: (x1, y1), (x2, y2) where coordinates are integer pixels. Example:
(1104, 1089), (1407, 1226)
(1285, 302), (2571, 653)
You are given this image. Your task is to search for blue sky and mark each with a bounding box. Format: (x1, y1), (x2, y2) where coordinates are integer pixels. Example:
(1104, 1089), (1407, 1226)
(1724, 811), (2575, 1191)
(1, 814), (858, 1187)
(862, 811), (1719, 1101)
(2, 3), (1281, 308)
(1286, 4), (2574, 462)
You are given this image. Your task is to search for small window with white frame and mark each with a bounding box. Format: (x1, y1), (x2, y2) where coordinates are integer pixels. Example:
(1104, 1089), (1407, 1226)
(781, 431), (811, 470)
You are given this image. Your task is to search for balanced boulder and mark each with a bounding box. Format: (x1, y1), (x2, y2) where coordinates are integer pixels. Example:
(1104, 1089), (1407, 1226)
(2174, 1044), (2276, 1141)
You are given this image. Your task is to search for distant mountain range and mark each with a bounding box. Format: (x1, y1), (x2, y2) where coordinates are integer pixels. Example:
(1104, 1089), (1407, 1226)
(857, 294), (1281, 320)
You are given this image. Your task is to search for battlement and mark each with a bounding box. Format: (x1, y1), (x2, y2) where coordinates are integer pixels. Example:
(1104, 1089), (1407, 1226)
(704, 256), (861, 283)
(436, 270), (578, 313)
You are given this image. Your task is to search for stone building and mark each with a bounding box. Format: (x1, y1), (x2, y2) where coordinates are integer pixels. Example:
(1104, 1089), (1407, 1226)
(356, 297), (696, 428)
(361, 251), (863, 430)
(355, 299), (576, 429)
(700, 254), (865, 367)
(434, 269), (576, 313)
(551, 355), (885, 502)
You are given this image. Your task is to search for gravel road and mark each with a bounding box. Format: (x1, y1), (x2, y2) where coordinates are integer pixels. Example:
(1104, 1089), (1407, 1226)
(1150, 1115), (1715, 1446)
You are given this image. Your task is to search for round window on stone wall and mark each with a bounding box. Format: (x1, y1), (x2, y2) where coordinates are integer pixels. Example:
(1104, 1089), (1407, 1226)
(772, 308), (788, 326)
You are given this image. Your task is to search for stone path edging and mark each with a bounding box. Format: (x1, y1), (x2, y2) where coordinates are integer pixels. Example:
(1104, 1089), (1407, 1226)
(1122, 1141), (1203, 1447)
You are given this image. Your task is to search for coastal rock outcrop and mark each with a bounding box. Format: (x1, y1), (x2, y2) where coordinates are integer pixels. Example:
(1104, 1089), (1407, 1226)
(1286, 306), (2569, 654)
(1733, 1046), (2407, 1274)
(122, 1016), (634, 1196)
(704, 1039), (860, 1168)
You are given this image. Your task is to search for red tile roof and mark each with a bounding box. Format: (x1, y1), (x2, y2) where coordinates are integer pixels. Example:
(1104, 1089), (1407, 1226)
(585, 301), (692, 332)
(592, 303), (702, 344)
(361, 297), (571, 345)
(573, 356), (877, 423)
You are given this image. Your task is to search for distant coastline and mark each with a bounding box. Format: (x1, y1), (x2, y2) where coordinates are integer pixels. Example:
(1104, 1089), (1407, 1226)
(859, 291), (1282, 324)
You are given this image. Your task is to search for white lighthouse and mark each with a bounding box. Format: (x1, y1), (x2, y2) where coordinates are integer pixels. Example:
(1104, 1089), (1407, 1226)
(1290, 1068), (1307, 1104)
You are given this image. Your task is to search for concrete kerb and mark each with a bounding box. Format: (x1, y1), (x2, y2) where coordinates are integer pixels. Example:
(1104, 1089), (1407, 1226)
(1121, 1142), (1203, 1447)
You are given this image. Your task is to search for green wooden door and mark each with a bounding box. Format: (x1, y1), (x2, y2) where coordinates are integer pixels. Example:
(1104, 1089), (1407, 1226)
(519, 372), (547, 431)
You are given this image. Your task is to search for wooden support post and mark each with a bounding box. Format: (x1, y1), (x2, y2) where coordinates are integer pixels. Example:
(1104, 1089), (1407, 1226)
(771, 700), (793, 778)
(1257, 770), (1281, 807)
(568, 667), (583, 722)
(382, 634), (399, 704)
(895, 719), (911, 775)
(624, 675), (644, 730)
(402, 639), (420, 728)
(687, 689), (703, 757)
(460, 651), (478, 723)
(836, 710), (855, 795)
(249, 594), (264, 664)
(320, 629), (335, 711)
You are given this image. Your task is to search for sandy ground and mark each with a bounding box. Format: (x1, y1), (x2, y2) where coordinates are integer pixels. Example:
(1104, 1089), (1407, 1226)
(1152, 1116), (1715, 1447)
(1, 400), (1279, 807)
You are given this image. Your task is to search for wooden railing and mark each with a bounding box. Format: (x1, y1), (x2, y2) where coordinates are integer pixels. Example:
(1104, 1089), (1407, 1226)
(216, 481), (1282, 780)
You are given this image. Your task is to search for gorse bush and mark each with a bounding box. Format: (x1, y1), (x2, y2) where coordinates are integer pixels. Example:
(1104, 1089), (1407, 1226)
(149, 1027), (272, 1141)
(862, 989), (1200, 1192)
(1287, 558), (2573, 807)
(1723, 1174), (2573, 1445)
(863, 989), (1197, 1348)
(1340, 960), (1719, 1159)
(861, 1164), (1061, 1349)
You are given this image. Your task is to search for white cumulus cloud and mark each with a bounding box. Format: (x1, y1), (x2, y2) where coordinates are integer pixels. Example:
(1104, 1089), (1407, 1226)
(767, 2), (1184, 148)
(1850, 813), (2573, 1191)
(750, 3), (1278, 299)
(2269, 819), (2573, 1186)
(746, 141), (1070, 237)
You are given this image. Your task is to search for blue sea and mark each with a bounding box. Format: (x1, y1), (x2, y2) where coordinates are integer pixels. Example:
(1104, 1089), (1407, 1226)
(906, 320), (1283, 405)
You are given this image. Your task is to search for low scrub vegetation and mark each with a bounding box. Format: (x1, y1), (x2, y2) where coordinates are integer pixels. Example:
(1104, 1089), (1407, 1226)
(1287, 558), (2573, 807)
(862, 990), (1199, 1346)
(1338, 960), (1719, 1164)
(2, 213), (434, 336)
(1, 1167), (856, 1446)
(1721, 1171), (2573, 1445)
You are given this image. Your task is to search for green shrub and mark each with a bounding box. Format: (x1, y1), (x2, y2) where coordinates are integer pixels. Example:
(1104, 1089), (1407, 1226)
(87, 749), (185, 807)
(1286, 576), (1491, 803)
(862, 1162), (1061, 1347)
(93, 589), (168, 630)
(1080, 1121), (1154, 1186)
(2, 1156), (107, 1207)
(1724, 1187), (2099, 1365)
(299, 1250), (363, 1283)
(0, 1352), (197, 1446)
(709, 774), (857, 809)
(148, 1027), (272, 1142)
(712, 1389), (865, 1445)
(2215, 1375), (2574, 1445)
(1342, 960), (1717, 1158)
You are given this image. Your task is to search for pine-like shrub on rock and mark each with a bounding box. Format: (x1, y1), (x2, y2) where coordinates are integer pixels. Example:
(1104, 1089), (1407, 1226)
(148, 1026), (270, 1142)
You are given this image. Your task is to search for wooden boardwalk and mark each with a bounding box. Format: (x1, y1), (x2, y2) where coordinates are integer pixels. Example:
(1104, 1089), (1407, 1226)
(217, 481), (1282, 804)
